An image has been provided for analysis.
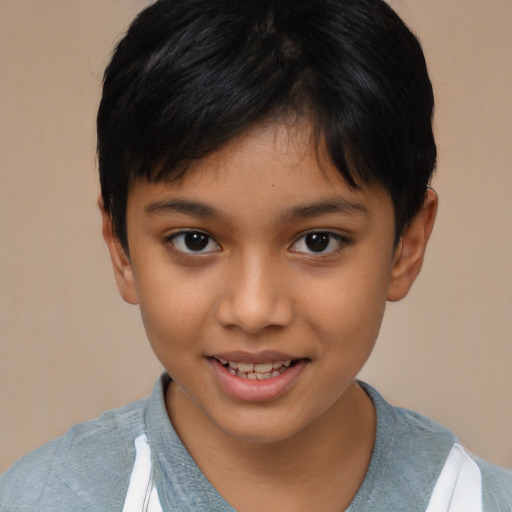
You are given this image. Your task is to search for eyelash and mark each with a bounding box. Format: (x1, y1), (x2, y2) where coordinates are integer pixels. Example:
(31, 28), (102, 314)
(165, 230), (350, 257)
(290, 231), (350, 256)
(166, 231), (221, 254)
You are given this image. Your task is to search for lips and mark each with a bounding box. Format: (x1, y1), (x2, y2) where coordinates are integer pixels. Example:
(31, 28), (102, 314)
(208, 355), (307, 402)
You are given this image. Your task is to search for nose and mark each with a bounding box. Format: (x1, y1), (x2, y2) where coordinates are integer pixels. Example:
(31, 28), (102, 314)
(215, 252), (293, 334)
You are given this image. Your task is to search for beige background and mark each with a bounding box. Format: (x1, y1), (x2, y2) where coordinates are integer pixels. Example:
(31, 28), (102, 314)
(1, 0), (511, 473)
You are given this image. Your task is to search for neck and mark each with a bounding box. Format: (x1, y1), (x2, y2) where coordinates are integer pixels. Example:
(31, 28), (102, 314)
(166, 381), (376, 512)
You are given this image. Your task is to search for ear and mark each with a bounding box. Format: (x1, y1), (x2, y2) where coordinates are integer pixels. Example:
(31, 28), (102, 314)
(98, 196), (139, 305)
(387, 188), (438, 302)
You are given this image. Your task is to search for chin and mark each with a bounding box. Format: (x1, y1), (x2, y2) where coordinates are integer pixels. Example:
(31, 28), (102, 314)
(209, 406), (314, 446)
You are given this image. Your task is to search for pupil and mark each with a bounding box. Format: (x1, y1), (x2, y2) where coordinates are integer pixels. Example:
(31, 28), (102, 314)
(305, 233), (330, 252)
(184, 232), (209, 251)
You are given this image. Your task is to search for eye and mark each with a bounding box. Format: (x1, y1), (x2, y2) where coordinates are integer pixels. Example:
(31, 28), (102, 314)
(168, 231), (220, 254)
(290, 231), (347, 255)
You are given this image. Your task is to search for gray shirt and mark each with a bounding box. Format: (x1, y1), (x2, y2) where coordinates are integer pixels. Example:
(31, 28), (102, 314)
(1, 374), (511, 511)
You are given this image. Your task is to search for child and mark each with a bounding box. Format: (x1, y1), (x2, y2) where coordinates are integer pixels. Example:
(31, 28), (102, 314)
(1, 0), (511, 510)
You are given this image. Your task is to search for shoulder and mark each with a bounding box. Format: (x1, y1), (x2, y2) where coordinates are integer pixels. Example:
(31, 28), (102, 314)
(391, 402), (512, 507)
(362, 381), (460, 460)
(356, 382), (512, 510)
(475, 457), (512, 511)
(0, 397), (148, 512)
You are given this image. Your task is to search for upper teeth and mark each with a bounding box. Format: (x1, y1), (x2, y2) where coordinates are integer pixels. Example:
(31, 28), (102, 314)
(220, 359), (291, 373)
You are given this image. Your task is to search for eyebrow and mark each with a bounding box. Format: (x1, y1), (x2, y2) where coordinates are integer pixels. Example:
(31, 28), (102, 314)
(144, 197), (367, 221)
(280, 198), (368, 221)
(145, 199), (222, 218)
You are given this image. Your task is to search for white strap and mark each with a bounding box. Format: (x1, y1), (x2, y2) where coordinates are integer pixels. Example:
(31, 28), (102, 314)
(425, 443), (482, 512)
(122, 434), (163, 512)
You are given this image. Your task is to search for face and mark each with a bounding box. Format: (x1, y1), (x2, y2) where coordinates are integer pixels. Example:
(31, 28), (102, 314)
(104, 121), (434, 445)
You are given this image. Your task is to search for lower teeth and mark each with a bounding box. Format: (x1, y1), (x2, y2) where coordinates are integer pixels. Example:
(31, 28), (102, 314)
(227, 365), (289, 380)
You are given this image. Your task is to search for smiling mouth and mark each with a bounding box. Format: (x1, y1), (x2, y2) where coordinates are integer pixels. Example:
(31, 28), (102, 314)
(214, 358), (298, 380)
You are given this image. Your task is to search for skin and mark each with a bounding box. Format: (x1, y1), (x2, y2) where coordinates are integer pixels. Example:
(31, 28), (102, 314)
(101, 121), (437, 511)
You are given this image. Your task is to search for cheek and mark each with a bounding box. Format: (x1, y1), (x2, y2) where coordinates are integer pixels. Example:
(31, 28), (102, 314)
(298, 258), (390, 348)
(133, 266), (215, 359)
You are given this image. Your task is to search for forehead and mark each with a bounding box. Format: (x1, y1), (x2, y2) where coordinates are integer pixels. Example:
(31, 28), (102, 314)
(126, 121), (393, 225)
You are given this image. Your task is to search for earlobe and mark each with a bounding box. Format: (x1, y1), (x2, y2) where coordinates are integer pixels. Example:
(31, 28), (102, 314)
(98, 196), (139, 305)
(387, 187), (438, 302)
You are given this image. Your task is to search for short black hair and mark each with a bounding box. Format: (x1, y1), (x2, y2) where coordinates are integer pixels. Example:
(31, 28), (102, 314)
(98, 0), (436, 250)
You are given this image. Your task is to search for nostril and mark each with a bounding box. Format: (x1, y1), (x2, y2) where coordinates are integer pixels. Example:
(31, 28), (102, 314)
(214, 293), (293, 334)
